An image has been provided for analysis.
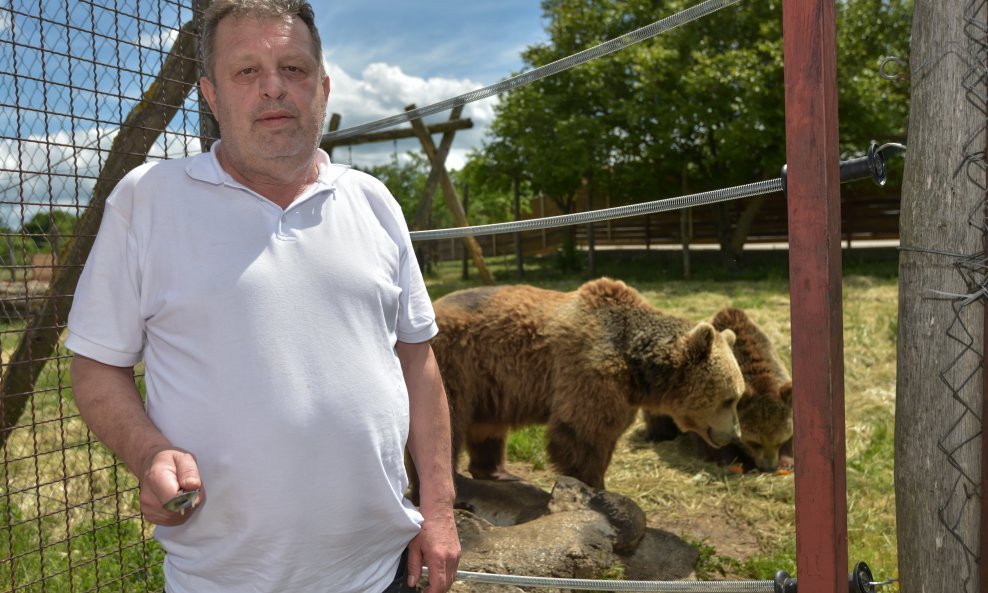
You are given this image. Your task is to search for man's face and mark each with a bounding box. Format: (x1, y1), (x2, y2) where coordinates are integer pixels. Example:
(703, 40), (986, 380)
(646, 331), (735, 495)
(200, 15), (330, 174)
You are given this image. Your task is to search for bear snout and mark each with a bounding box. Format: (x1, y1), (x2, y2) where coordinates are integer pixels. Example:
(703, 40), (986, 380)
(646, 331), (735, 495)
(707, 425), (738, 448)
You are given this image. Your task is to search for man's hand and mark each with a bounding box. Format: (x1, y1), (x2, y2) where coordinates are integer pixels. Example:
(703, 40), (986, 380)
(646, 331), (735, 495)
(138, 447), (204, 525)
(406, 507), (460, 593)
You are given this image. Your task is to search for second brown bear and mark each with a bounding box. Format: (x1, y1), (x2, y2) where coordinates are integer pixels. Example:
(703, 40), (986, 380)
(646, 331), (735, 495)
(643, 307), (794, 471)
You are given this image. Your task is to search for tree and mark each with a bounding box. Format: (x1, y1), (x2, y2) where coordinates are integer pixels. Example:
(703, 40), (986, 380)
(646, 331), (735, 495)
(472, 0), (912, 268)
(22, 209), (78, 250)
(452, 152), (526, 227)
(895, 1), (983, 591)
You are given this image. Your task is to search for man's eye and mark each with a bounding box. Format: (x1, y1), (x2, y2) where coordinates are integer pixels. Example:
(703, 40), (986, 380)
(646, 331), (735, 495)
(238, 67), (255, 76)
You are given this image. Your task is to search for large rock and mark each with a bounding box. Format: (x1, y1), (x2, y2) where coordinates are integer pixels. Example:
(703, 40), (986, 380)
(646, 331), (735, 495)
(457, 509), (618, 577)
(548, 476), (647, 555)
(621, 528), (699, 581)
(446, 474), (698, 592)
(454, 473), (550, 527)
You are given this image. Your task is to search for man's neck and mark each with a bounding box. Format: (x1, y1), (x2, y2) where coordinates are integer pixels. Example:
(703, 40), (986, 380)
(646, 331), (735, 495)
(214, 144), (319, 210)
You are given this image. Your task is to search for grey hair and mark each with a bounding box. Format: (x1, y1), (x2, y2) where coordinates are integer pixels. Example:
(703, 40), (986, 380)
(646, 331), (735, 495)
(199, 0), (324, 81)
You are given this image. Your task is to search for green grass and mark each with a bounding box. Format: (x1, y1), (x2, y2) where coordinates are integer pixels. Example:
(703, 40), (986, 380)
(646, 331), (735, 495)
(0, 498), (164, 592)
(0, 331), (152, 592)
(506, 426), (548, 470)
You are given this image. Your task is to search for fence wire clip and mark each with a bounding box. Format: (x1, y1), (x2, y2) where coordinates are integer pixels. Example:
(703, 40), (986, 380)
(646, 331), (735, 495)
(773, 561), (885, 593)
(779, 141), (907, 197)
(849, 561), (877, 593)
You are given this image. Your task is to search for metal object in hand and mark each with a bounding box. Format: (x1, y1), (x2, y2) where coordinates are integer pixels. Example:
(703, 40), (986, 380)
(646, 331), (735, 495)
(163, 489), (199, 514)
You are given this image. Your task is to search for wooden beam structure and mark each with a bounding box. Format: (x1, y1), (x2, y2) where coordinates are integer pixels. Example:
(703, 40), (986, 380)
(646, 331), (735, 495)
(405, 104), (493, 285)
(782, 1), (848, 592)
(411, 109), (462, 232)
(320, 116), (473, 153)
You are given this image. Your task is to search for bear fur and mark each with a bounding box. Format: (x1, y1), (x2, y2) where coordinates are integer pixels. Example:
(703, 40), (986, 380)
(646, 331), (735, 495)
(643, 307), (793, 471)
(430, 278), (745, 490)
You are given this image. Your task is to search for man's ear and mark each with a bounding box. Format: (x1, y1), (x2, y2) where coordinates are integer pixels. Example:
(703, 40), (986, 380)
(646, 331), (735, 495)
(322, 73), (331, 100)
(200, 76), (218, 116)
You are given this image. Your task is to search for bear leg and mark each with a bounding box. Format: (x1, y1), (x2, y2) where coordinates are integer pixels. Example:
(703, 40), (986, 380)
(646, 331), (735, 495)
(546, 420), (617, 490)
(466, 425), (521, 481)
(642, 411), (682, 442)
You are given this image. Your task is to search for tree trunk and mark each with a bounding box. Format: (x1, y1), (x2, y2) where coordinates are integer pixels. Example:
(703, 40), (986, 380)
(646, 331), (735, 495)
(895, 1), (984, 591)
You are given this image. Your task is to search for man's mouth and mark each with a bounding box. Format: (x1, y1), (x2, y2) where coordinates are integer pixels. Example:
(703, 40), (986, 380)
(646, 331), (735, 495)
(257, 111), (295, 125)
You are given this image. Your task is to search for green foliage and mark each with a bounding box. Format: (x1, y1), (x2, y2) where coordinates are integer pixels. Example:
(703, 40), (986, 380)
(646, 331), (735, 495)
(22, 210), (78, 250)
(452, 154), (529, 226)
(363, 151), (525, 233)
(506, 426), (548, 470)
(0, 233), (41, 280)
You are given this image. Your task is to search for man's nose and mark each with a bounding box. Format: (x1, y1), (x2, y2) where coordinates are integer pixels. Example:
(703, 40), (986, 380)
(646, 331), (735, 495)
(260, 71), (286, 99)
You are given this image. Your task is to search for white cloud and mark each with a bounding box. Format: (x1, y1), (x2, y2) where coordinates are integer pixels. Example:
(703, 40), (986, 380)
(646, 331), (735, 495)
(324, 61), (497, 170)
(137, 27), (179, 52)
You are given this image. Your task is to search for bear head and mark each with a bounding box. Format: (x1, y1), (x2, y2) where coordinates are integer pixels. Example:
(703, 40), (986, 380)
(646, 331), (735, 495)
(737, 380), (793, 471)
(637, 322), (745, 448)
(710, 307), (794, 472)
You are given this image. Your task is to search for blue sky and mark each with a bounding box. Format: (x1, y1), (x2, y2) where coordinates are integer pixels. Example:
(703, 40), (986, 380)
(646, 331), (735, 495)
(314, 1), (548, 168)
(0, 1), (549, 224)
(320, 2), (547, 83)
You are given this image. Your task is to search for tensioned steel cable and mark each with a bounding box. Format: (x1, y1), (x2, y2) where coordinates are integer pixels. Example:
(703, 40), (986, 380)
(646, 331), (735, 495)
(321, 0), (743, 143)
(424, 568), (777, 592)
(409, 178), (782, 242)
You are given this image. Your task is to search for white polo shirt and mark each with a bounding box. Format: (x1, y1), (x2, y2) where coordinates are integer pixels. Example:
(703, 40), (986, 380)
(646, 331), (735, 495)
(67, 144), (435, 593)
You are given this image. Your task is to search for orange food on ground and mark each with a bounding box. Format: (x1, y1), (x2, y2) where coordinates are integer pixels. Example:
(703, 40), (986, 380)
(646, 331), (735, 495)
(728, 463), (745, 475)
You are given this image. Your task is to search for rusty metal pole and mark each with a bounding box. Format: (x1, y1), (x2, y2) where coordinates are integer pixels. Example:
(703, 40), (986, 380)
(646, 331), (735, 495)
(782, 1), (848, 592)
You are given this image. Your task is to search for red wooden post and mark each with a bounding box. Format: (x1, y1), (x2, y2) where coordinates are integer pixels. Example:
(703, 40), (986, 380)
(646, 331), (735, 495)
(782, 1), (848, 592)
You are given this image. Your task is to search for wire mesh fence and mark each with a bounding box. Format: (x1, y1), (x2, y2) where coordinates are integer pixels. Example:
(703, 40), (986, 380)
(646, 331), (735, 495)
(0, 1), (204, 590)
(936, 0), (988, 586)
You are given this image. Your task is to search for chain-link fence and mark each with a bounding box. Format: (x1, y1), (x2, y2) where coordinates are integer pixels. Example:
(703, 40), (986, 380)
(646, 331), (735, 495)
(937, 0), (988, 585)
(0, 2), (204, 590)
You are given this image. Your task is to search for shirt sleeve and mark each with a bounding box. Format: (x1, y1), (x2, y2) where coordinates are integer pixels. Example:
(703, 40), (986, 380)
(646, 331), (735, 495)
(368, 177), (438, 344)
(66, 177), (146, 367)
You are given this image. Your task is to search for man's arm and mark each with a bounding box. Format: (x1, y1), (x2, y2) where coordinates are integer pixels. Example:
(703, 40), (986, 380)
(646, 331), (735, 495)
(396, 340), (460, 593)
(70, 355), (202, 525)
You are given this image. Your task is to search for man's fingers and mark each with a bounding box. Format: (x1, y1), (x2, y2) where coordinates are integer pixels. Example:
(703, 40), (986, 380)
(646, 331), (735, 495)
(426, 559), (448, 593)
(173, 451), (202, 491)
(138, 448), (203, 525)
(446, 559), (458, 591)
(405, 546), (423, 589)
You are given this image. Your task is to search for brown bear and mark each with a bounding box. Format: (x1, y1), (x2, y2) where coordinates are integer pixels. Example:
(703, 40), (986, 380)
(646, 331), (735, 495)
(430, 278), (745, 490)
(643, 307), (794, 472)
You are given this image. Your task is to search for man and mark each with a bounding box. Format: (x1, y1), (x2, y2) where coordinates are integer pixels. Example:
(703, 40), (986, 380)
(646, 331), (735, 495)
(66, 1), (459, 591)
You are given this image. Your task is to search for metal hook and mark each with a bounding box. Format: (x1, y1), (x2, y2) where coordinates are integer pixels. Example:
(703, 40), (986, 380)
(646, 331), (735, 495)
(879, 56), (910, 81)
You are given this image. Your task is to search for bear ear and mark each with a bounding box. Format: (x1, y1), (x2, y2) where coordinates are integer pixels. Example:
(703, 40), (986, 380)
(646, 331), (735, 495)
(683, 322), (717, 361)
(780, 381), (793, 404)
(720, 328), (737, 347)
